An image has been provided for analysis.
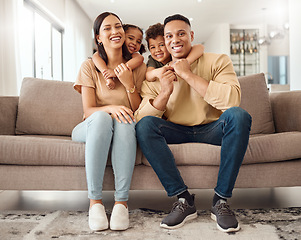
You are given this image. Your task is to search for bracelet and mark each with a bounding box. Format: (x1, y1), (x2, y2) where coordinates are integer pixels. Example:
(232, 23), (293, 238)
(126, 85), (136, 94)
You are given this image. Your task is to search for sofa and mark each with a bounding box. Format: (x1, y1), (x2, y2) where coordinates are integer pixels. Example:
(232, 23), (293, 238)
(1, 73), (301, 191)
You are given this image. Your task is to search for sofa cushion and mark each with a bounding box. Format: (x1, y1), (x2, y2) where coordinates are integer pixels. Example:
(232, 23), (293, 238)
(0, 96), (18, 135)
(15, 78), (83, 136)
(141, 132), (301, 166)
(244, 132), (301, 164)
(0, 135), (84, 166)
(238, 73), (275, 134)
(0, 135), (142, 166)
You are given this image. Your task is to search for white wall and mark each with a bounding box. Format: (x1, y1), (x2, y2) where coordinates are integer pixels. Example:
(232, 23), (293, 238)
(204, 23), (230, 55)
(267, 29), (290, 56)
(36, 0), (65, 23)
(63, 0), (93, 82)
(289, 0), (301, 90)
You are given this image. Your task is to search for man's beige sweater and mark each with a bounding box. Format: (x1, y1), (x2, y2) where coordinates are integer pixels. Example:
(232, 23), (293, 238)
(135, 53), (241, 126)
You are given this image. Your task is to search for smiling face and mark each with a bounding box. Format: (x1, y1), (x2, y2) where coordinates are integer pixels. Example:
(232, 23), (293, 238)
(97, 14), (125, 49)
(164, 20), (194, 61)
(125, 27), (143, 54)
(148, 35), (171, 65)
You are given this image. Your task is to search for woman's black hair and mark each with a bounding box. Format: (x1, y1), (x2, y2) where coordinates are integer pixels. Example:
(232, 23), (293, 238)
(123, 24), (146, 55)
(93, 12), (132, 64)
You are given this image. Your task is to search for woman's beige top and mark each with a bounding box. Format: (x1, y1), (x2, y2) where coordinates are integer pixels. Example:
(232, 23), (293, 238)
(74, 59), (146, 116)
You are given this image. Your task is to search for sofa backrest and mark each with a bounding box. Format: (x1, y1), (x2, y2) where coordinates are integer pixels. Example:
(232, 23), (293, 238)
(238, 73), (275, 134)
(15, 74), (275, 136)
(16, 78), (83, 136)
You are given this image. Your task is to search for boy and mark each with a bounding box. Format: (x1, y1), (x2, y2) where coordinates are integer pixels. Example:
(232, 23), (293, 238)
(145, 23), (204, 82)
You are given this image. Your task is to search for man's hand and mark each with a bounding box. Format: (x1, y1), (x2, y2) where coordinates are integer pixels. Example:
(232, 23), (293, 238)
(151, 66), (177, 111)
(160, 68), (177, 97)
(172, 59), (209, 98)
(171, 59), (192, 80)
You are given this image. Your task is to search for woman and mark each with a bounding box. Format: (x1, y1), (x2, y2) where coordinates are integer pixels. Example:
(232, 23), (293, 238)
(72, 12), (146, 231)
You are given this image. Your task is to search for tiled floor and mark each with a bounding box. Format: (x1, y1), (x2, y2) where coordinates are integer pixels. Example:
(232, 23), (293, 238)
(0, 187), (300, 212)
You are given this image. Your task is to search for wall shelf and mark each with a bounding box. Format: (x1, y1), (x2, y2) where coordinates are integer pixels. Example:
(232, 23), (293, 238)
(230, 29), (260, 76)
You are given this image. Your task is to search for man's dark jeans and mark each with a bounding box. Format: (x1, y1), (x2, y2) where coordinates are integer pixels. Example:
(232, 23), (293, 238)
(136, 107), (252, 198)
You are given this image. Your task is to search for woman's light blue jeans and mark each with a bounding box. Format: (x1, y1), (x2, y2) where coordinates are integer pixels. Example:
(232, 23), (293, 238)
(136, 107), (252, 199)
(72, 111), (136, 201)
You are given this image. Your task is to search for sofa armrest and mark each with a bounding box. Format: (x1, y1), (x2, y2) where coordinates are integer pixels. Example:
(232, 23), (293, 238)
(270, 91), (301, 132)
(0, 96), (19, 135)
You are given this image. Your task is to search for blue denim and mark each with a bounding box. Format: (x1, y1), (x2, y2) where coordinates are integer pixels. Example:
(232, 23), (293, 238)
(136, 107), (252, 198)
(72, 111), (136, 201)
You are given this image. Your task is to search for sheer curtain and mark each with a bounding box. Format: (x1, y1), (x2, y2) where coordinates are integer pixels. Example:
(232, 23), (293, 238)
(0, 0), (22, 96)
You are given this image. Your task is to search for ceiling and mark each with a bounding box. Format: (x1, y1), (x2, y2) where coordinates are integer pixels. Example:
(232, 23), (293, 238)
(75, 0), (289, 44)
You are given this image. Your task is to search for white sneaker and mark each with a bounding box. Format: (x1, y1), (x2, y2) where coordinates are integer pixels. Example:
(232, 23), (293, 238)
(110, 204), (129, 230)
(88, 203), (109, 231)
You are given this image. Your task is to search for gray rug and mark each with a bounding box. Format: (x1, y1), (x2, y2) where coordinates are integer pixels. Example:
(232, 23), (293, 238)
(0, 208), (300, 240)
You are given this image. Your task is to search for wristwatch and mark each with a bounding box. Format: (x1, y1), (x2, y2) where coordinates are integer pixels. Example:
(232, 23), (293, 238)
(126, 85), (135, 94)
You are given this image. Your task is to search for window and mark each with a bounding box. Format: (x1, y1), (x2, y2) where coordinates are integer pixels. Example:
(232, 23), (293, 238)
(20, 0), (64, 81)
(268, 56), (289, 85)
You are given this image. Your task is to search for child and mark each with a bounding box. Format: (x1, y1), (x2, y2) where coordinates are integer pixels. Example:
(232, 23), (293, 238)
(93, 24), (146, 89)
(145, 23), (204, 81)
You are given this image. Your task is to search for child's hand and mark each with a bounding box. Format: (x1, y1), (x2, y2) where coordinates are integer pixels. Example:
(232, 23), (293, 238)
(102, 69), (116, 80)
(106, 78), (115, 90)
(158, 66), (174, 79)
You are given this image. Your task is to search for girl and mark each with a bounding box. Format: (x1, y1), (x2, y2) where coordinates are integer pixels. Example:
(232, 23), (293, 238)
(92, 24), (146, 89)
(72, 12), (146, 231)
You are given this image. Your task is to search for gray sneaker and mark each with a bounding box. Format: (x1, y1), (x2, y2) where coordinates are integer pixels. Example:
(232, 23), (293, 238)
(211, 199), (240, 233)
(160, 195), (197, 229)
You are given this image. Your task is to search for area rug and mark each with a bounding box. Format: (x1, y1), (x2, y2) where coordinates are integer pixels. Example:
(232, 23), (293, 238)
(1, 207), (300, 240)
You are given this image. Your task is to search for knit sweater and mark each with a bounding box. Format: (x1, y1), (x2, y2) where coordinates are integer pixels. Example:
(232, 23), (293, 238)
(134, 53), (241, 126)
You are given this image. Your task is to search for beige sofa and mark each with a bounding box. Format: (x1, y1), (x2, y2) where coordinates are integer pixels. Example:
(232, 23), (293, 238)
(1, 73), (301, 191)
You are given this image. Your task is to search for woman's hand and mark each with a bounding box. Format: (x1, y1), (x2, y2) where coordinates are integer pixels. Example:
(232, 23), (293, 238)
(114, 63), (134, 89)
(108, 105), (135, 124)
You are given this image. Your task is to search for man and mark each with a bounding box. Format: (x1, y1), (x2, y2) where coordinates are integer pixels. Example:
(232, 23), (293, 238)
(135, 14), (252, 233)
